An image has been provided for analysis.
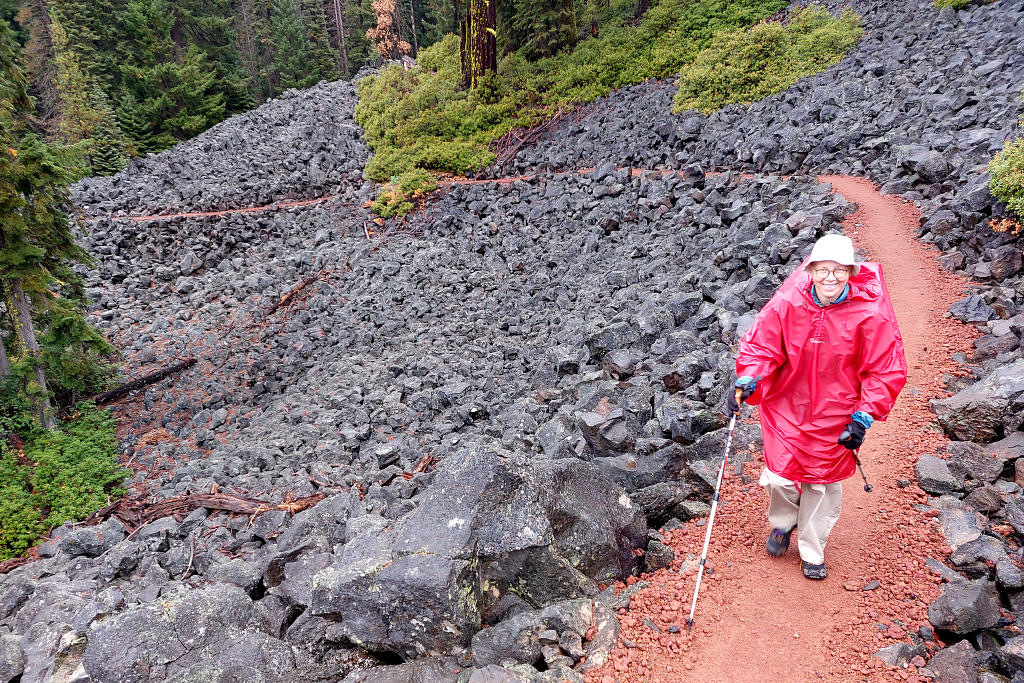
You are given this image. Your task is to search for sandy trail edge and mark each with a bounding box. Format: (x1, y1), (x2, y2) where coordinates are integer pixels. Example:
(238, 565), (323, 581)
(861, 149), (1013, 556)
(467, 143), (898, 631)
(587, 175), (980, 683)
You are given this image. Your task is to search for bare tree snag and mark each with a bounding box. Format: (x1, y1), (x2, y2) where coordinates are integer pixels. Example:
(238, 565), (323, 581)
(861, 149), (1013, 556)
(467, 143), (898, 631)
(332, 0), (350, 75)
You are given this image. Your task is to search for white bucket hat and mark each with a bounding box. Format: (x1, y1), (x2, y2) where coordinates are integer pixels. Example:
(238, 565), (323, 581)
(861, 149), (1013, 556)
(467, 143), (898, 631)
(804, 233), (860, 276)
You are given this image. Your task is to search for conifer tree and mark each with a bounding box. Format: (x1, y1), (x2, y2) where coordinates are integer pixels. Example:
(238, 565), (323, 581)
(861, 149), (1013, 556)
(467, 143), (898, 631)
(270, 0), (314, 91)
(460, 0), (495, 87)
(235, 0), (274, 101)
(1, 21), (84, 428)
(118, 0), (226, 150)
(88, 89), (128, 175)
(504, 0), (576, 59)
(302, 0), (342, 83)
(114, 90), (155, 156)
(50, 15), (101, 146)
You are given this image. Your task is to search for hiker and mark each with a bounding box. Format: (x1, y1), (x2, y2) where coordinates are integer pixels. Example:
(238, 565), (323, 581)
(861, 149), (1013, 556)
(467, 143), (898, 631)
(726, 233), (907, 580)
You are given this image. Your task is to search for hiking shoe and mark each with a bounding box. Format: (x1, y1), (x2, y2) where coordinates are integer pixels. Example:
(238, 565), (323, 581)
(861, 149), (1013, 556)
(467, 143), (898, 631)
(802, 561), (827, 580)
(766, 526), (795, 556)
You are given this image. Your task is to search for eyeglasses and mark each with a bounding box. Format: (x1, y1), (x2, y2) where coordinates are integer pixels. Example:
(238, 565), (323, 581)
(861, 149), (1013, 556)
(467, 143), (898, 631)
(812, 266), (851, 279)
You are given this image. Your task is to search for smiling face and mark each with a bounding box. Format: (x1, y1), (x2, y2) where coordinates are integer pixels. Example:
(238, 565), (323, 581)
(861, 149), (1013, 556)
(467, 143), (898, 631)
(810, 259), (851, 305)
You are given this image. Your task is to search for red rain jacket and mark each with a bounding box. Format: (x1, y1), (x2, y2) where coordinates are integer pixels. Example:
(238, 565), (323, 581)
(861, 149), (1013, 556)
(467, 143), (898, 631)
(735, 261), (907, 484)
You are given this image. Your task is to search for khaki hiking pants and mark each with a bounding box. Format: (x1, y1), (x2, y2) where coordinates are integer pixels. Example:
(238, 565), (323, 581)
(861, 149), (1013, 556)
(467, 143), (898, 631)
(759, 468), (842, 566)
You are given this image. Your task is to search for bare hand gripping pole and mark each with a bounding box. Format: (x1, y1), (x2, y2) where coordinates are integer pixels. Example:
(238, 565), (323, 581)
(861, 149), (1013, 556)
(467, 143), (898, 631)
(687, 388), (742, 632)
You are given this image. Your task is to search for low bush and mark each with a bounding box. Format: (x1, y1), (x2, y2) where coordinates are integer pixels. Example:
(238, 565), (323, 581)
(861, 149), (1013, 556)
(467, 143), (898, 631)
(673, 6), (862, 114)
(933, 0), (996, 10)
(0, 403), (125, 561)
(355, 0), (790, 182)
(990, 136), (1024, 220)
(371, 168), (439, 218)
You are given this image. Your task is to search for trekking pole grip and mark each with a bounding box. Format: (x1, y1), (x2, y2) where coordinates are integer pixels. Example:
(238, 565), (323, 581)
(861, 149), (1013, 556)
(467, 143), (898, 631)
(734, 388), (743, 414)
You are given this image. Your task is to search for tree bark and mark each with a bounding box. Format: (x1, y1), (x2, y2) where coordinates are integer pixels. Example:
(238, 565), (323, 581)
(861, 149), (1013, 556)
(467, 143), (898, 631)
(459, 0), (495, 88)
(331, 0), (350, 75)
(0, 330), (10, 378)
(5, 279), (55, 429)
(407, 0), (419, 56)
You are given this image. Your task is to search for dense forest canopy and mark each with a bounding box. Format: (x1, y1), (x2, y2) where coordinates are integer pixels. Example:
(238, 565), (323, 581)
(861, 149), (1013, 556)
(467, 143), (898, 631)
(0, 0), (637, 177)
(0, 0), (457, 175)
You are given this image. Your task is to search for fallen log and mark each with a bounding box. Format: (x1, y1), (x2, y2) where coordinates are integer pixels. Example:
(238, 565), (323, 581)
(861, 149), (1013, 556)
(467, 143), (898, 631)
(87, 491), (326, 533)
(91, 358), (197, 405)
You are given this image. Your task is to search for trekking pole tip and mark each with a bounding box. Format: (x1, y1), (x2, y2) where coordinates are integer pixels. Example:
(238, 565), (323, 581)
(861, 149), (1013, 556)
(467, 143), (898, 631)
(686, 618), (693, 633)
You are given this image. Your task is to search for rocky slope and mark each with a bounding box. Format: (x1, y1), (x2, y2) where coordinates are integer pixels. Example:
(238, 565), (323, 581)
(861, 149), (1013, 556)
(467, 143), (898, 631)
(0, 0), (1022, 681)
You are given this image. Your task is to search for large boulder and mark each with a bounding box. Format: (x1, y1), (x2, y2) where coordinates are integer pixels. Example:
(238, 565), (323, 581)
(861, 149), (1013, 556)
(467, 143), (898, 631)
(310, 445), (645, 658)
(927, 580), (1002, 635)
(83, 584), (295, 683)
(931, 360), (1024, 442)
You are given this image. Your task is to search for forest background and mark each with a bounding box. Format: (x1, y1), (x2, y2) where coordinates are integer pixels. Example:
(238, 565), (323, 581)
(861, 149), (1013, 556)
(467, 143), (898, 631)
(0, 0), (453, 177)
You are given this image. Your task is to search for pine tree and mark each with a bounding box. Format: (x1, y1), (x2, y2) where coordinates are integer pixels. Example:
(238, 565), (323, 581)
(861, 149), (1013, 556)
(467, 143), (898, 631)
(118, 0), (227, 150)
(50, 14), (102, 146)
(302, 0), (341, 83)
(504, 0), (576, 59)
(88, 89), (128, 175)
(269, 0), (314, 91)
(234, 0), (274, 101)
(326, 0), (350, 76)
(170, 0), (253, 112)
(114, 90), (155, 155)
(1, 21), (88, 428)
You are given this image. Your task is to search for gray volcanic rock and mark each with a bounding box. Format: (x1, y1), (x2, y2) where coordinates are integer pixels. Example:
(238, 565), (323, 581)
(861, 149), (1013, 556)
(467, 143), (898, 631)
(310, 445), (644, 657)
(73, 78), (372, 217)
(82, 584), (293, 683)
(928, 580), (1002, 635)
(916, 455), (963, 495)
(932, 360), (1024, 441)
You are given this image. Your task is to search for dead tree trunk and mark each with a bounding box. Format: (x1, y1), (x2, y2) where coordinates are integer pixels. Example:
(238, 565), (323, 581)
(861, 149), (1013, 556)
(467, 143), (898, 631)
(4, 279), (54, 429)
(407, 0), (419, 55)
(459, 0), (496, 88)
(332, 0), (350, 75)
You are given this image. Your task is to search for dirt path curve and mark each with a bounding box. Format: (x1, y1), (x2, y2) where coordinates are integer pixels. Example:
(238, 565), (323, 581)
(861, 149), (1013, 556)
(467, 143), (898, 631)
(587, 175), (980, 683)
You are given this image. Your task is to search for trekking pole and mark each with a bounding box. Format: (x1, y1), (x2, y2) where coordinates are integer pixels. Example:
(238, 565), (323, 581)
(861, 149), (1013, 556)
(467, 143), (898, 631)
(686, 388), (742, 633)
(839, 429), (874, 493)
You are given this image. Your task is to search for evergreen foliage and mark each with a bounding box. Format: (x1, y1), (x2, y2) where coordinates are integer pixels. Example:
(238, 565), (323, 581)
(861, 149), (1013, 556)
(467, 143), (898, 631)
(355, 0), (796, 181)
(303, 0), (343, 83)
(0, 401), (125, 561)
(371, 167), (437, 216)
(270, 0), (316, 91)
(990, 136), (1024, 220)
(672, 6), (862, 114)
(88, 89), (129, 175)
(2, 19), (116, 426)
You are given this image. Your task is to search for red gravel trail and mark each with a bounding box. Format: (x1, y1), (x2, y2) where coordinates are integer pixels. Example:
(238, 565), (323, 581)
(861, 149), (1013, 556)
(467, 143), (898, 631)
(587, 175), (979, 683)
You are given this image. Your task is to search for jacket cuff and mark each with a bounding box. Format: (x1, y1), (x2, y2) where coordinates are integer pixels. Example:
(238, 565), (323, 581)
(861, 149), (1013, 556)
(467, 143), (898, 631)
(851, 411), (874, 429)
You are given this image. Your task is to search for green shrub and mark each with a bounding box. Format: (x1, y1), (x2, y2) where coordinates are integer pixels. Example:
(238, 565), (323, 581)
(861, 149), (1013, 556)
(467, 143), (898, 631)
(933, 0), (996, 9)
(990, 136), (1024, 219)
(371, 168), (439, 218)
(673, 6), (862, 115)
(0, 403), (125, 561)
(355, 0), (790, 181)
(0, 445), (44, 560)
